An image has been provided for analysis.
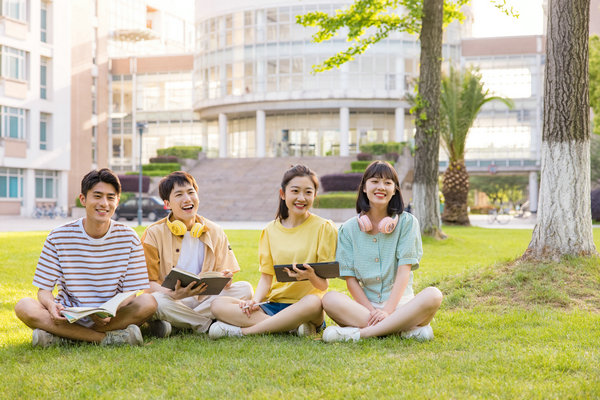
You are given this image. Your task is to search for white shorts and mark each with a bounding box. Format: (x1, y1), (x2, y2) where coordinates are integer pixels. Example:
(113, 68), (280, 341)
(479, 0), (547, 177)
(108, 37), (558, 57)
(370, 295), (414, 311)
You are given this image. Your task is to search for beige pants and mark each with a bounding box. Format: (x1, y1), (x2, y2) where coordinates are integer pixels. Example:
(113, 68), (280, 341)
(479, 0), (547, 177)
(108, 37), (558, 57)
(152, 281), (253, 333)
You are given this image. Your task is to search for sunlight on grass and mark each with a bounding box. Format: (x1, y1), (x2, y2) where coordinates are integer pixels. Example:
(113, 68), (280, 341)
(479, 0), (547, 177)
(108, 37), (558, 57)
(1, 227), (599, 399)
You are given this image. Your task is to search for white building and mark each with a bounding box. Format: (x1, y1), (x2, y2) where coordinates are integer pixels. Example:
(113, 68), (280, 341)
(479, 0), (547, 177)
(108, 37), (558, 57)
(0, 0), (71, 216)
(193, 0), (463, 158)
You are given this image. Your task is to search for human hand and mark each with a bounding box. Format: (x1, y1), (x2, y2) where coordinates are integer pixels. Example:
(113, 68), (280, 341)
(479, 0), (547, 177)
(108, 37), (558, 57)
(47, 302), (67, 323)
(90, 314), (111, 327)
(239, 299), (261, 318)
(367, 308), (389, 326)
(169, 279), (207, 300)
(221, 269), (233, 288)
(284, 263), (315, 281)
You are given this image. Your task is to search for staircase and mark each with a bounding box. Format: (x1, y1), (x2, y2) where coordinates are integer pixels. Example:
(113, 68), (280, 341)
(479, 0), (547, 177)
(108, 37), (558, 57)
(185, 156), (354, 221)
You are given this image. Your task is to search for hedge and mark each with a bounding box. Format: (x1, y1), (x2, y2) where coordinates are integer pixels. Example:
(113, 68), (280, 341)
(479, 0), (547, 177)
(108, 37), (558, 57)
(359, 142), (406, 155)
(142, 162), (181, 172)
(118, 174), (150, 193)
(320, 173), (362, 192)
(157, 146), (203, 159)
(314, 192), (356, 209)
(149, 155), (179, 163)
(350, 160), (395, 172)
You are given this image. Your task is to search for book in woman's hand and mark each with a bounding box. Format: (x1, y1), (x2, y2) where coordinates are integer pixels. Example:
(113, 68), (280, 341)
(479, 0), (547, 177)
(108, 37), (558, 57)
(161, 268), (231, 295)
(60, 291), (137, 323)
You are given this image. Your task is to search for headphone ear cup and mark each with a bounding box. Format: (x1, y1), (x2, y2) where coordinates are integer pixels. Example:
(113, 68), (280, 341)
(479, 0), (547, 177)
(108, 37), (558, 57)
(357, 214), (373, 232)
(190, 222), (205, 238)
(167, 219), (187, 236)
(378, 214), (399, 234)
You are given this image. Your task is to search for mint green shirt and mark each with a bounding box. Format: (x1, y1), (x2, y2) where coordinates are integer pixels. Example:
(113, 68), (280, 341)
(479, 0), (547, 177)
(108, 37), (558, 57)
(336, 212), (422, 303)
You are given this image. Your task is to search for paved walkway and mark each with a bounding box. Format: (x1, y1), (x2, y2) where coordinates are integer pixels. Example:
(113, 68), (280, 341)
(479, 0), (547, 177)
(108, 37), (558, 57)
(0, 213), (540, 232)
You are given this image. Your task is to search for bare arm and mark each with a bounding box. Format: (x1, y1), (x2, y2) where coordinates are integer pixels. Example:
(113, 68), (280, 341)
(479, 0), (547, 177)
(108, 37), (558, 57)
(240, 273), (273, 317)
(37, 289), (67, 322)
(382, 265), (411, 314)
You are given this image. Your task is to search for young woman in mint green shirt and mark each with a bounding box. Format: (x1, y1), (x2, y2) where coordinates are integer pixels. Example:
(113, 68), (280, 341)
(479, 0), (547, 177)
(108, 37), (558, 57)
(321, 161), (443, 342)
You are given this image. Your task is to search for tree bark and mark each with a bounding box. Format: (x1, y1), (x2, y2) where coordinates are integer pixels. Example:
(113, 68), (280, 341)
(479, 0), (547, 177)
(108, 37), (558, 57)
(412, 0), (445, 238)
(523, 0), (598, 260)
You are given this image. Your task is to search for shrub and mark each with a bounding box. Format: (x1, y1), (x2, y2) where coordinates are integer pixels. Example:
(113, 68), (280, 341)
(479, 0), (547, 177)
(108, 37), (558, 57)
(142, 162), (181, 172)
(385, 152), (399, 161)
(359, 142), (406, 155)
(321, 173), (362, 192)
(350, 160), (395, 172)
(592, 189), (600, 221)
(156, 146), (203, 159)
(469, 205), (495, 215)
(118, 174), (150, 193)
(356, 152), (373, 161)
(149, 155), (179, 163)
(314, 192), (357, 209)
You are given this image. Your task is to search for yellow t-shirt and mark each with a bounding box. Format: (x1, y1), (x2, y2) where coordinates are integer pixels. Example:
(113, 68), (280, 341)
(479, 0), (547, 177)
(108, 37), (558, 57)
(259, 213), (338, 303)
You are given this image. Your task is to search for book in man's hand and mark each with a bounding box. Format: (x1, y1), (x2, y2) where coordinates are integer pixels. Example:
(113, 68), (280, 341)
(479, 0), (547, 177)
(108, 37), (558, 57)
(60, 291), (137, 323)
(274, 261), (340, 282)
(161, 268), (231, 295)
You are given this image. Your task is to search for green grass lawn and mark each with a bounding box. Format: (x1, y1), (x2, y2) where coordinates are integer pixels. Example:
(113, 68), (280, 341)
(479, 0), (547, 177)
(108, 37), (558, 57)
(1, 227), (599, 399)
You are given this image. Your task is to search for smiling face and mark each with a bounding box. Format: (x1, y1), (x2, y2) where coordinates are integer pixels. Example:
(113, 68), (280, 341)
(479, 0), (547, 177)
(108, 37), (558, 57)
(363, 175), (396, 208)
(280, 176), (316, 219)
(165, 182), (199, 225)
(79, 181), (119, 227)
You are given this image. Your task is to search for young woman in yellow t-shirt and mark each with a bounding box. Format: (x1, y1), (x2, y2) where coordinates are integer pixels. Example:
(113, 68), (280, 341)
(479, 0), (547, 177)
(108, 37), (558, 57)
(208, 165), (337, 338)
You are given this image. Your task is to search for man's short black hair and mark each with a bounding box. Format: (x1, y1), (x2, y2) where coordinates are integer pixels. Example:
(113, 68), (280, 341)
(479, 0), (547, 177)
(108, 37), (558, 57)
(158, 171), (199, 201)
(81, 168), (121, 196)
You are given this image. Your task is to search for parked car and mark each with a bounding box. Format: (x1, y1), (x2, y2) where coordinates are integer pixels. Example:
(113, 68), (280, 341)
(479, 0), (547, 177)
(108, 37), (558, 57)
(113, 196), (169, 222)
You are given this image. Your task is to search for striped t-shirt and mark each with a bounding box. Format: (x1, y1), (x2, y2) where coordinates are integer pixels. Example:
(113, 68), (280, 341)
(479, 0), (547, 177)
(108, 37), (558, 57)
(33, 218), (149, 308)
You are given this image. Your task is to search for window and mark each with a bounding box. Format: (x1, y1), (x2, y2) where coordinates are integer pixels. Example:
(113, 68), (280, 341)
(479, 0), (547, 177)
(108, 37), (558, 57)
(40, 2), (47, 42)
(35, 170), (57, 199)
(40, 113), (49, 150)
(0, 168), (23, 199)
(1, 46), (26, 81)
(92, 125), (97, 163)
(40, 58), (47, 99)
(2, 0), (26, 21)
(1, 107), (26, 139)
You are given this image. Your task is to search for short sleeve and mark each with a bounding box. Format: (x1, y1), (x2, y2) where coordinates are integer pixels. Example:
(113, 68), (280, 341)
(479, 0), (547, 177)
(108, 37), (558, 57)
(123, 233), (151, 291)
(316, 220), (338, 262)
(33, 235), (61, 291)
(336, 222), (356, 278)
(258, 228), (275, 276)
(395, 213), (423, 270)
(141, 228), (161, 282)
(214, 228), (240, 273)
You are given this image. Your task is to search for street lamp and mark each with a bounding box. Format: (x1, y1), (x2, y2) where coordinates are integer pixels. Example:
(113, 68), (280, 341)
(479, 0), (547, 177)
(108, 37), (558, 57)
(136, 121), (146, 226)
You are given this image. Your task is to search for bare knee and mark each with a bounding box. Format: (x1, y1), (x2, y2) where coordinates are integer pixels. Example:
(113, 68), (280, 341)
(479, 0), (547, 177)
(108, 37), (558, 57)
(14, 298), (43, 327)
(302, 294), (323, 311)
(136, 293), (158, 318)
(210, 296), (230, 317)
(321, 291), (341, 313)
(422, 287), (443, 311)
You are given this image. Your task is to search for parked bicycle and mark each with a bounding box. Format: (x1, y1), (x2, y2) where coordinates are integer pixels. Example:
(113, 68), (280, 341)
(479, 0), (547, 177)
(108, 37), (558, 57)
(32, 204), (67, 219)
(487, 208), (511, 224)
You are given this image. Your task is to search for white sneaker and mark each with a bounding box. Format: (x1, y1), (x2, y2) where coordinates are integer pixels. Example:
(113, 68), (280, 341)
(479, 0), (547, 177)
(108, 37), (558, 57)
(101, 324), (143, 346)
(401, 324), (434, 341)
(296, 322), (317, 337)
(208, 321), (243, 339)
(32, 329), (65, 348)
(322, 326), (360, 343)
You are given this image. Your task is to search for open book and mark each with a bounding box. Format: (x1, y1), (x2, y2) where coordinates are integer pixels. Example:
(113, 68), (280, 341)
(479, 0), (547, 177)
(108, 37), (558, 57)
(274, 261), (340, 282)
(161, 268), (231, 295)
(60, 291), (137, 323)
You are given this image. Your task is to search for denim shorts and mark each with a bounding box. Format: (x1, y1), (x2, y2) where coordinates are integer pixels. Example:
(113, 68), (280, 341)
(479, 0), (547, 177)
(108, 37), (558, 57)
(259, 302), (292, 316)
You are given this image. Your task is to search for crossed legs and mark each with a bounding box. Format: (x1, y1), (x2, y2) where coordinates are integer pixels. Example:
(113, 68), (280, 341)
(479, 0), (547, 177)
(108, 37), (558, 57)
(322, 287), (443, 338)
(14, 294), (157, 343)
(210, 294), (324, 335)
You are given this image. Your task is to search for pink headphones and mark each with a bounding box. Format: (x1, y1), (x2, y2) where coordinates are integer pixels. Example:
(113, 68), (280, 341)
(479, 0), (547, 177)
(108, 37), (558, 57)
(357, 213), (399, 234)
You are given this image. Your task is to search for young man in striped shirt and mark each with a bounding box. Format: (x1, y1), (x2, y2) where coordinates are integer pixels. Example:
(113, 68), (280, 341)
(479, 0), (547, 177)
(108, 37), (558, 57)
(14, 169), (157, 347)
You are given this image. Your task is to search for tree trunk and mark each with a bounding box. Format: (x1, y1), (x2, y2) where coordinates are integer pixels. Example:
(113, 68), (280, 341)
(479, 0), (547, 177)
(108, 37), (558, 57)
(441, 160), (470, 225)
(523, 0), (597, 260)
(412, 0), (445, 238)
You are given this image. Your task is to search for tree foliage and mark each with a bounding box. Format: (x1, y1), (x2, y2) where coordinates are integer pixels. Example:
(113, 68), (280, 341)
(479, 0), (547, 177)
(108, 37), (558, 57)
(470, 175), (528, 206)
(440, 67), (514, 162)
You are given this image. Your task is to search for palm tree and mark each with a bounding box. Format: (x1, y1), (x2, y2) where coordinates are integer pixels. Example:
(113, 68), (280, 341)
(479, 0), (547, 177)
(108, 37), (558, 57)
(440, 67), (514, 225)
